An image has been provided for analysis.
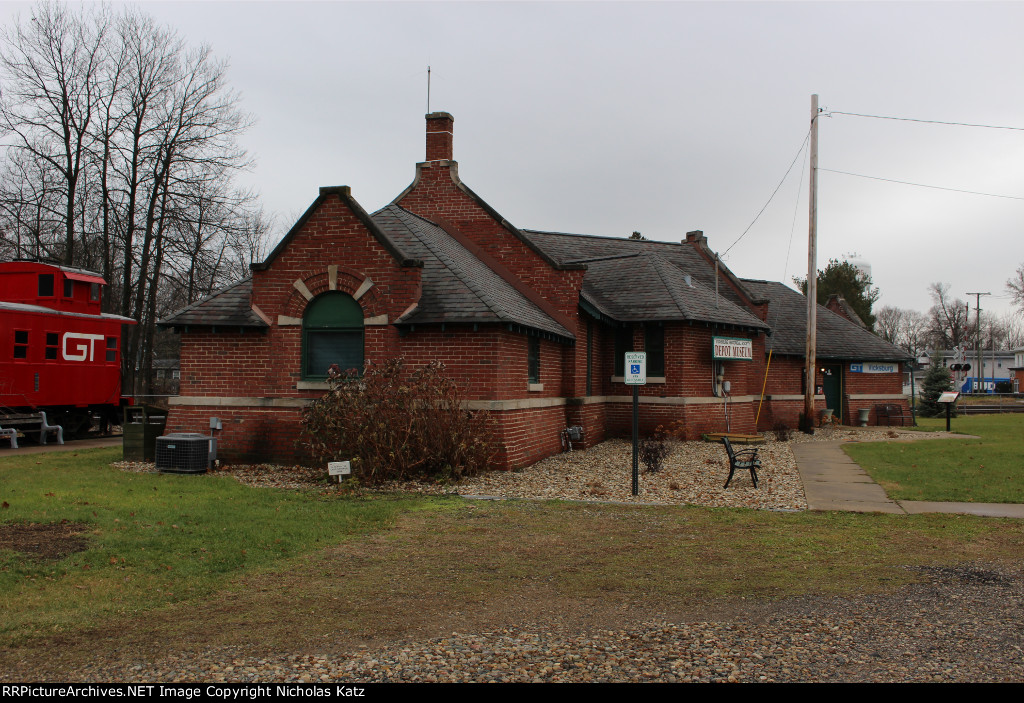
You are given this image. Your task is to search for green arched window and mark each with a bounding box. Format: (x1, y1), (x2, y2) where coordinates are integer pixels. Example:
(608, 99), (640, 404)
(302, 292), (364, 379)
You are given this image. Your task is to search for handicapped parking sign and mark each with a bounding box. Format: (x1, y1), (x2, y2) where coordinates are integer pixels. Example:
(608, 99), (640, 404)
(624, 352), (646, 385)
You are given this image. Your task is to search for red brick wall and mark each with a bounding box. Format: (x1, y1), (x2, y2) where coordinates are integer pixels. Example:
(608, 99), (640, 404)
(166, 405), (311, 465)
(843, 362), (908, 425)
(753, 355), (906, 429)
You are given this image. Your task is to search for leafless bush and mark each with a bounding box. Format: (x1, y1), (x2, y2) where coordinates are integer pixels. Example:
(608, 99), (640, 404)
(302, 358), (497, 485)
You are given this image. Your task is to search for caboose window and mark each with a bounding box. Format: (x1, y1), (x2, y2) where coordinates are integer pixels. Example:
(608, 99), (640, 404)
(64, 278), (74, 298)
(38, 274), (54, 297)
(90, 283), (100, 301)
(13, 330), (28, 359)
(45, 332), (58, 360)
(106, 337), (117, 362)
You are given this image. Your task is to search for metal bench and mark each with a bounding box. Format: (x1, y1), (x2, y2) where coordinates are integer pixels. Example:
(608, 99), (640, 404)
(875, 403), (912, 426)
(0, 411), (64, 447)
(38, 411), (63, 445)
(722, 436), (760, 489)
(0, 423), (16, 449)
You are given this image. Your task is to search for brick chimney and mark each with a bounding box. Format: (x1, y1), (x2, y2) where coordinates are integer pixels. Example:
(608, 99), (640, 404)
(425, 112), (454, 161)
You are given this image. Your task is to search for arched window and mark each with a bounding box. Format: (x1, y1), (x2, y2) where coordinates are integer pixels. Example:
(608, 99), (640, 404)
(302, 292), (364, 379)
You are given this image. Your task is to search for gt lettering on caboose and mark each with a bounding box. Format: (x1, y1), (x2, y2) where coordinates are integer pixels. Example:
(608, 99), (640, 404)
(62, 332), (106, 361)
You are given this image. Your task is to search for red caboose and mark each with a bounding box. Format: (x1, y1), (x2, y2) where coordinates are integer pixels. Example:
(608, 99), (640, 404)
(0, 260), (135, 435)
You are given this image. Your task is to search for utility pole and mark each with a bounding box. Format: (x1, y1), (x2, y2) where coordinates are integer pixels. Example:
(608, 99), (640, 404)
(967, 292), (990, 393)
(803, 94), (820, 432)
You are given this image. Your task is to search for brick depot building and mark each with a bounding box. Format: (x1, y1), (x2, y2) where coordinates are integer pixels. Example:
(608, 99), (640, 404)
(160, 113), (911, 469)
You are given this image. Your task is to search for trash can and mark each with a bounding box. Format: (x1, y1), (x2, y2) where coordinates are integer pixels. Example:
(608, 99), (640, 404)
(122, 406), (167, 461)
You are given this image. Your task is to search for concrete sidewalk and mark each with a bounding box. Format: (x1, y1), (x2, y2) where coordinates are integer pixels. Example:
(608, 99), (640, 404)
(792, 439), (1024, 518)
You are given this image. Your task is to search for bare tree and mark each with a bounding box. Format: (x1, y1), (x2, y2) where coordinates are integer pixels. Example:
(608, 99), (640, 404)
(874, 305), (930, 358)
(927, 282), (975, 350)
(874, 305), (905, 344)
(1000, 311), (1024, 349)
(1008, 263), (1024, 316)
(902, 309), (930, 358)
(0, 2), (110, 264)
(0, 2), (262, 395)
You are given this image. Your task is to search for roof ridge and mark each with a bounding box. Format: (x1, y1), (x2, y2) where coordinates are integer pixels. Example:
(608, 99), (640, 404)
(646, 253), (690, 319)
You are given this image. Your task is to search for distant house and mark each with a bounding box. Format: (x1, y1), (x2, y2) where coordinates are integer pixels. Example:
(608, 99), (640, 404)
(159, 113), (911, 467)
(1010, 347), (1024, 392)
(151, 359), (180, 395)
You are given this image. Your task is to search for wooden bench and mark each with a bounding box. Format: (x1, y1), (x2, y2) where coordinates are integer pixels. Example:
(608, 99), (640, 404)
(722, 436), (760, 489)
(875, 403), (913, 426)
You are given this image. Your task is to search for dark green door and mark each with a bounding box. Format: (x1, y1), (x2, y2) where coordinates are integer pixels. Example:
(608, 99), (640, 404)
(822, 364), (842, 422)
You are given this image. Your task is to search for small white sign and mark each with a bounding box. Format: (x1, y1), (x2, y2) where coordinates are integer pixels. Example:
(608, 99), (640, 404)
(849, 362), (898, 374)
(625, 352), (646, 385)
(712, 337), (752, 361)
(328, 461), (352, 476)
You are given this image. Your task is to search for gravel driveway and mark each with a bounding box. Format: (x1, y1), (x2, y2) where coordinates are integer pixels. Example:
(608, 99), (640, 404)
(57, 562), (1024, 683)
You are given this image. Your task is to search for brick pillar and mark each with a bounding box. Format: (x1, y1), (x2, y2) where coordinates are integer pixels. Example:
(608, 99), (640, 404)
(426, 112), (454, 161)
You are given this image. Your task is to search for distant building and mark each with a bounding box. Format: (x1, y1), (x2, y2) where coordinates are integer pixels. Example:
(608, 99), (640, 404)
(918, 348), (1016, 393)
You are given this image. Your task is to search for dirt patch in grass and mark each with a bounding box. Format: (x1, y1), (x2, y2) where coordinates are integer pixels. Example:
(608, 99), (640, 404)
(0, 522), (90, 561)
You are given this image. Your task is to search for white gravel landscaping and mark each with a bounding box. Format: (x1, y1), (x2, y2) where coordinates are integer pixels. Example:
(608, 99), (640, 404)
(115, 425), (949, 513)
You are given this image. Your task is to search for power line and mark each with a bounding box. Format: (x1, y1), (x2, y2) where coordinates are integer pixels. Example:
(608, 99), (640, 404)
(829, 110), (1024, 132)
(819, 168), (1024, 201)
(723, 129), (810, 257)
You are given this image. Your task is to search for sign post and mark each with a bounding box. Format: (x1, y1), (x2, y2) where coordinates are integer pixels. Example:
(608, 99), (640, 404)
(624, 352), (646, 496)
(327, 460), (352, 483)
(937, 391), (959, 432)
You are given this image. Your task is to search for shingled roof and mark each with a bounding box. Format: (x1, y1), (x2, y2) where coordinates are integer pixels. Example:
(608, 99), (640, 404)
(159, 206), (574, 341)
(578, 252), (768, 329)
(523, 230), (767, 330)
(742, 279), (911, 361)
(524, 229), (761, 310)
(159, 278), (268, 330)
(371, 205), (573, 339)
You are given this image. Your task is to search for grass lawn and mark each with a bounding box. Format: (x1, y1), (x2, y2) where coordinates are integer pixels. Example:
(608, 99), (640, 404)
(844, 414), (1024, 503)
(1, 444), (1022, 675)
(0, 447), (426, 644)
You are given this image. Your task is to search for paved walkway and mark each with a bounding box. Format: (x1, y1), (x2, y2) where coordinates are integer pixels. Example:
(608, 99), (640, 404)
(792, 439), (1024, 518)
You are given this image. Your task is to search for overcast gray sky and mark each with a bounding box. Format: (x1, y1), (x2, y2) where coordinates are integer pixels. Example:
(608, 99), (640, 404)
(5, 0), (1023, 318)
